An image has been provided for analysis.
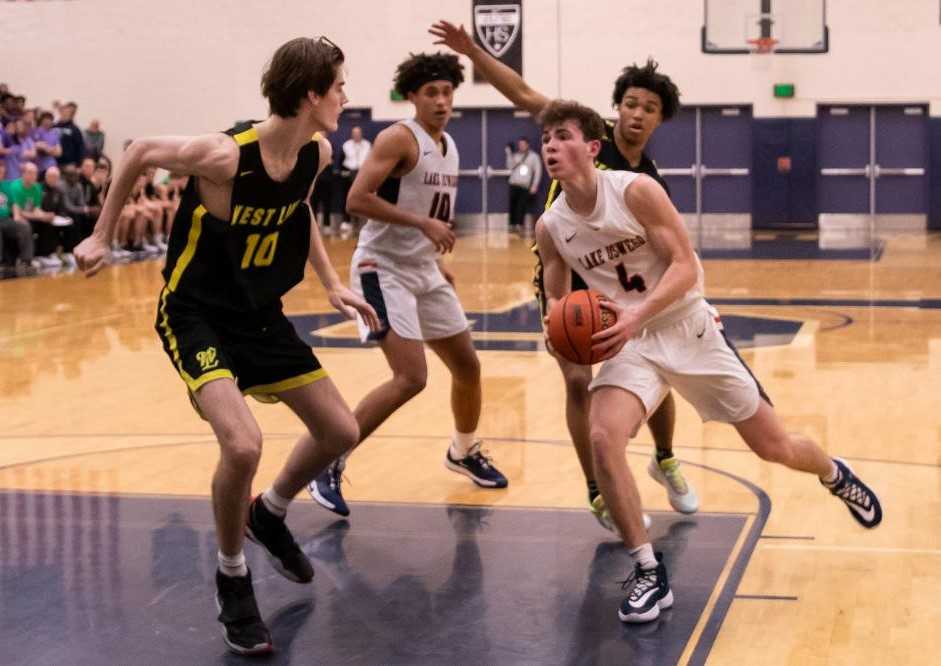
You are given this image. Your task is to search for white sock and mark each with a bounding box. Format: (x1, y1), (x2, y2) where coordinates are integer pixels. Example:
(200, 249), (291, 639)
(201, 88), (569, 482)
(821, 460), (840, 486)
(261, 487), (291, 517)
(450, 431), (476, 459)
(629, 542), (658, 570)
(218, 550), (248, 578)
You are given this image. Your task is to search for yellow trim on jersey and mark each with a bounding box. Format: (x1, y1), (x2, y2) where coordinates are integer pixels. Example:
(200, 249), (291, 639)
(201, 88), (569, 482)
(243, 369), (328, 398)
(233, 126), (258, 146)
(312, 132), (322, 141)
(167, 205), (206, 293)
(545, 179), (560, 210)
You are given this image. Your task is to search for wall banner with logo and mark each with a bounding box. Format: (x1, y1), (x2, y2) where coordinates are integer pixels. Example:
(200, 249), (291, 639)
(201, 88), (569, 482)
(471, 0), (523, 82)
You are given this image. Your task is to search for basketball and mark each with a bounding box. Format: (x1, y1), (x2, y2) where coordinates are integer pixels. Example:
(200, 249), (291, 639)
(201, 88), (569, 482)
(546, 290), (616, 365)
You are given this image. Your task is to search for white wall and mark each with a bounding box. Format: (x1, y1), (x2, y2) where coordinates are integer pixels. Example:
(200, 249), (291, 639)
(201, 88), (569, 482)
(3, 0), (939, 157)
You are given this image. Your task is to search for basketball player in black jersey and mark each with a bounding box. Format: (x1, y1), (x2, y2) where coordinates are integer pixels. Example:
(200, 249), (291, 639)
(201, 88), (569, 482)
(74, 37), (380, 655)
(431, 21), (699, 528)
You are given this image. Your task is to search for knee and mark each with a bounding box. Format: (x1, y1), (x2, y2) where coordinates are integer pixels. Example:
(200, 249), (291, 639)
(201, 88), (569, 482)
(455, 353), (481, 385)
(394, 368), (427, 399)
(329, 417), (360, 455)
(219, 427), (263, 475)
(589, 428), (623, 468)
(753, 433), (792, 465)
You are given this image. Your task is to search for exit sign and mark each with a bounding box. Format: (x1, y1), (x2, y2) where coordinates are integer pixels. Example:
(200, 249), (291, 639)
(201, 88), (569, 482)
(774, 83), (795, 98)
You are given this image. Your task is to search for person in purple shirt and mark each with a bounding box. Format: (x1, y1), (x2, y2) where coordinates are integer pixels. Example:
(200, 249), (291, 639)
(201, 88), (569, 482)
(4, 119), (37, 182)
(33, 111), (62, 174)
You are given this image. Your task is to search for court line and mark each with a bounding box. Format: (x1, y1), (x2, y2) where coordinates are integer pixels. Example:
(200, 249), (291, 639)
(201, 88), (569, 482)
(759, 544), (941, 556)
(2, 432), (937, 470)
(733, 594), (799, 601)
(676, 461), (771, 666)
(0, 435), (773, 664)
(759, 534), (815, 540)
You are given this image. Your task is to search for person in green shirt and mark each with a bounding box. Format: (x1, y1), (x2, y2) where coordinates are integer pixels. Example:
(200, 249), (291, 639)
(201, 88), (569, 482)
(0, 159), (34, 268)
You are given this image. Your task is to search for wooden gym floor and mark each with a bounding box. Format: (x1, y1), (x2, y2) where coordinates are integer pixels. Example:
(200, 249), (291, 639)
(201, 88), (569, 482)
(0, 229), (939, 664)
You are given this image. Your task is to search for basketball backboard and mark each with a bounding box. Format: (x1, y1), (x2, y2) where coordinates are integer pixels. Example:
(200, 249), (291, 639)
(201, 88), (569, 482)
(702, 0), (829, 54)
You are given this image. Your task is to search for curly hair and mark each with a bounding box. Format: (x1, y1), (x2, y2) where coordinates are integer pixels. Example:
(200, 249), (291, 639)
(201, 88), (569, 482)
(538, 100), (605, 142)
(393, 52), (464, 96)
(610, 58), (680, 120)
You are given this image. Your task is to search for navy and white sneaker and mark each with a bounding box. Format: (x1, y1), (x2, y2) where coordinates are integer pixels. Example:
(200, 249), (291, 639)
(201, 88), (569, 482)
(444, 441), (508, 488)
(215, 569), (273, 655)
(823, 458), (883, 528)
(307, 459), (350, 517)
(618, 553), (674, 624)
(245, 496), (315, 583)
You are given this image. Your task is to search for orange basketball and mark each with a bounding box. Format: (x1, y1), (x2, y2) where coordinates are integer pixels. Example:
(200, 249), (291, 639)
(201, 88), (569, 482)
(546, 289), (616, 365)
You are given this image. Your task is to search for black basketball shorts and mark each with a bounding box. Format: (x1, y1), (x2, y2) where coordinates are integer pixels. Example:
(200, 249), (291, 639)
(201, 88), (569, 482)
(154, 287), (325, 405)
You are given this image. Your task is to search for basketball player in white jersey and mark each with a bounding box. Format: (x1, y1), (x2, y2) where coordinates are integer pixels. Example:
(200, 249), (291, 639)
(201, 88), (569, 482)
(534, 100), (882, 623)
(308, 53), (508, 516)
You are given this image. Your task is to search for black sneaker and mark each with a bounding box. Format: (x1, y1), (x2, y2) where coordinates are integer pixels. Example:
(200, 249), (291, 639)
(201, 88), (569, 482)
(823, 458), (883, 528)
(444, 441), (508, 488)
(618, 553), (674, 624)
(307, 460), (350, 517)
(245, 496), (314, 583)
(215, 569), (273, 655)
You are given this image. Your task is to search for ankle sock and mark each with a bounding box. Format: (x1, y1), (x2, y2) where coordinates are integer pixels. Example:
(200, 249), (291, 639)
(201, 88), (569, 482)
(261, 487), (291, 518)
(218, 550), (248, 578)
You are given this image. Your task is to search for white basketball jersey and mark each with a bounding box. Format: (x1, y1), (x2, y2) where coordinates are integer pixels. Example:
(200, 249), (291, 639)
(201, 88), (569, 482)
(356, 119), (459, 262)
(543, 170), (705, 329)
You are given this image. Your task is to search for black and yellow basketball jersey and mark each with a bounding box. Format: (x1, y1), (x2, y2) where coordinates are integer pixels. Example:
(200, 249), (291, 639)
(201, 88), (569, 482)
(162, 122), (319, 312)
(543, 119), (670, 209)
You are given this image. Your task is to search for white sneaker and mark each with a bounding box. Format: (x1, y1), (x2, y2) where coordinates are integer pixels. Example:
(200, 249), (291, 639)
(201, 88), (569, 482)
(590, 495), (652, 532)
(61, 253), (77, 268)
(37, 255), (62, 268)
(142, 242), (160, 253)
(648, 454), (699, 514)
(339, 221), (353, 236)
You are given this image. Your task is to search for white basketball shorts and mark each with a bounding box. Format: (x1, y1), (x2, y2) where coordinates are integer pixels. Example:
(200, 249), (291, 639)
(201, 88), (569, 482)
(590, 303), (769, 424)
(350, 248), (469, 343)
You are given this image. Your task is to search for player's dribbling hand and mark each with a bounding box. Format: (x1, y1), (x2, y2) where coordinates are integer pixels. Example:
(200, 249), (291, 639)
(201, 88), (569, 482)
(541, 309), (562, 360)
(421, 217), (456, 254)
(74, 234), (111, 277)
(429, 20), (475, 55)
(328, 285), (381, 332)
(590, 297), (642, 362)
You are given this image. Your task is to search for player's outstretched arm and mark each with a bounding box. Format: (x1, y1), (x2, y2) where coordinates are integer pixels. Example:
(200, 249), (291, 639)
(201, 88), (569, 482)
(346, 124), (455, 253)
(75, 133), (237, 276)
(430, 20), (550, 116)
(306, 137), (380, 331)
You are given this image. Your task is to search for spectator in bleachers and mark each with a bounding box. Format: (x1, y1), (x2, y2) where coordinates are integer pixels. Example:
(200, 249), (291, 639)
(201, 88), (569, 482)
(10, 162), (59, 267)
(38, 166), (79, 266)
(33, 111), (62, 176)
(54, 101), (85, 167)
(5, 119), (37, 181)
(79, 157), (103, 229)
(0, 93), (18, 124)
(0, 159), (35, 270)
(60, 163), (93, 239)
(84, 118), (105, 161)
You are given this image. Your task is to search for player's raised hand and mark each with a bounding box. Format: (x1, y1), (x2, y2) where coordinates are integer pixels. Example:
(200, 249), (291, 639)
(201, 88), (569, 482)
(420, 217), (456, 254)
(328, 285), (381, 332)
(429, 20), (475, 55)
(73, 234), (111, 277)
(590, 298), (642, 361)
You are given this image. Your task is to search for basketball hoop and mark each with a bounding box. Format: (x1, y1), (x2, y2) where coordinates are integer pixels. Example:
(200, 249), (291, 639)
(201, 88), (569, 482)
(747, 37), (778, 54)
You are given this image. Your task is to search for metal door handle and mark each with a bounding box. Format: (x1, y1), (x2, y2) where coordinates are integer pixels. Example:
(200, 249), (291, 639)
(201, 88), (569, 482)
(700, 165), (749, 176)
(658, 167), (696, 177)
(874, 166), (925, 177)
(820, 167), (869, 176)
